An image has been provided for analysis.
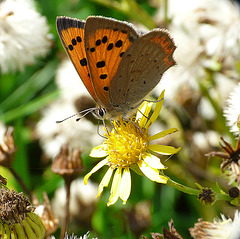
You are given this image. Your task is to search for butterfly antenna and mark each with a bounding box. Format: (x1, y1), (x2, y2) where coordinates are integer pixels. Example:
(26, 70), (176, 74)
(56, 113), (81, 123)
(76, 108), (95, 121)
(56, 108), (98, 123)
(76, 108), (98, 121)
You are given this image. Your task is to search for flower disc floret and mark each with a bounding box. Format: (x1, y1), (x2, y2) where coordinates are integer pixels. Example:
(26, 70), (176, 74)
(106, 119), (149, 168)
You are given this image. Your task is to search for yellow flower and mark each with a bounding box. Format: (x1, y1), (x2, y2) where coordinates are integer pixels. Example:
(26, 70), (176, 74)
(84, 91), (181, 206)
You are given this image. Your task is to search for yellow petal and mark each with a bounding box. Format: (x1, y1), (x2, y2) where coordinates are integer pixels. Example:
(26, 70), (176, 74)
(142, 153), (167, 170)
(84, 158), (108, 185)
(89, 144), (108, 158)
(136, 102), (147, 120)
(145, 90), (165, 129)
(107, 167), (122, 206)
(148, 144), (181, 155)
(119, 167), (131, 204)
(149, 128), (178, 141)
(138, 160), (168, 183)
(97, 167), (113, 197)
(137, 102), (153, 128)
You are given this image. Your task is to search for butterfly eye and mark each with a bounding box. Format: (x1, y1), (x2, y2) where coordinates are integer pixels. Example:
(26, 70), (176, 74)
(92, 107), (106, 119)
(98, 107), (106, 118)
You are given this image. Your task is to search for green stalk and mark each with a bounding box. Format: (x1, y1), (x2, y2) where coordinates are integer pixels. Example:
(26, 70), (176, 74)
(167, 178), (232, 202)
(1, 91), (59, 123)
(92, 0), (156, 29)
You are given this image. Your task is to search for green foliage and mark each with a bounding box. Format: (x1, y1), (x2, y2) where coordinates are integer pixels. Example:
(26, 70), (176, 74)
(1, 0), (239, 238)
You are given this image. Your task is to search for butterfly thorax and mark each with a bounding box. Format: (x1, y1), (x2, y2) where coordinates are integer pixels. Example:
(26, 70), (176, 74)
(93, 102), (139, 120)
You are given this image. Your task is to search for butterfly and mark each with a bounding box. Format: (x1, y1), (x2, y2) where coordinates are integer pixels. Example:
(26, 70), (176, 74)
(56, 16), (176, 120)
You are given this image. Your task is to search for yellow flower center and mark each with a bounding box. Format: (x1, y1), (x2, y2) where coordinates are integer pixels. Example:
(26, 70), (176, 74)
(105, 118), (149, 168)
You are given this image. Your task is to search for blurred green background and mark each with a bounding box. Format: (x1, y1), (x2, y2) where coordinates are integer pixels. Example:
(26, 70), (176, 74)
(1, 0), (240, 238)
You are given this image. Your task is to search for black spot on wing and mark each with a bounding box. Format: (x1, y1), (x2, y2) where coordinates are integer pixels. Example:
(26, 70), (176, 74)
(77, 36), (82, 42)
(100, 74), (107, 79)
(107, 43), (113, 51)
(96, 39), (101, 46)
(102, 36), (108, 43)
(72, 38), (77, 45)
(68, 44), (73, 51)
(80, 58), (87, 66)
(120, 52), (125, 57)
(115, 40), (123, 48)
(96, 61), (105, 68)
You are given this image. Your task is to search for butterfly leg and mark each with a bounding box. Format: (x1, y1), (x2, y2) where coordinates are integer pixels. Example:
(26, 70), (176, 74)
(136, 97), (164, 127)
(122, 116), (143, 134)
(97, 120), (108, 139)
(109, 118), (119, 134)
(102, 118), (111, 136)
(137, 108), (149, 120)
(142, 97), (164, 104)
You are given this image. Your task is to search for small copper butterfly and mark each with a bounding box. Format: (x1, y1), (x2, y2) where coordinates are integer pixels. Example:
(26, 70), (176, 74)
(56, 16), (176, 120)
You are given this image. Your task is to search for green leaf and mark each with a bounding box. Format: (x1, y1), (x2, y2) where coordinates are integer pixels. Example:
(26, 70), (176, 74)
(1, 90), (59, 123)
(0, 60), (58, 112)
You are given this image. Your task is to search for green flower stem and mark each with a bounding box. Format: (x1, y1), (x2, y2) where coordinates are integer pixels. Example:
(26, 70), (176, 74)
(167, 178), (232, 202)
(9, 167), (32, 200)
(215, 192), (232, 201)
(92, 0), (156, 29)
(60, 178), (72, 239)
(163, 0), (170, 24)
(167, 178), (199, 195)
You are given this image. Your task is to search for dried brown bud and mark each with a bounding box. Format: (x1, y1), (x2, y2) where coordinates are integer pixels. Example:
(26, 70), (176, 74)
(0, 175), (7, 186)
(0, 187), (31, 224)
(127, 201), (152, 237)
(161, 219), (184, 239)
(0, 187), (45, 238)
(229, 186), (240, 198)
(51, 145), (85, 181)
(0, 127), (16, 167)
(34, 192), (59, 237)
(207, 136), (240, 186)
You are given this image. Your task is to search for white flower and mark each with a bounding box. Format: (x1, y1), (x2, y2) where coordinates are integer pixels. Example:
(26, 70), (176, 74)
(0, 122), (7, 143)
(154, 0), (240, 108)
(63, 231), (97, 239)
(52, 179), (98, 225)
(0, 0), (51, 73)
(56, 59), (91, 101)
(190, 210), (240, 239)
(224, 82), (240, 136)
(51, 231), (97, 239)
(36, 59), (103, 158)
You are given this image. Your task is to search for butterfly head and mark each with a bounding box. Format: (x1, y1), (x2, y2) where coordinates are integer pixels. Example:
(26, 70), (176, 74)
(92, 106), (107, 120)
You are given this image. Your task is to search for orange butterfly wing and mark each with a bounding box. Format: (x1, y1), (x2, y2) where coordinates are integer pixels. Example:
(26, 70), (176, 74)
(84, 16), (139, 110)
(56, 17), (98, 102)
(110, 29), (176, 108)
